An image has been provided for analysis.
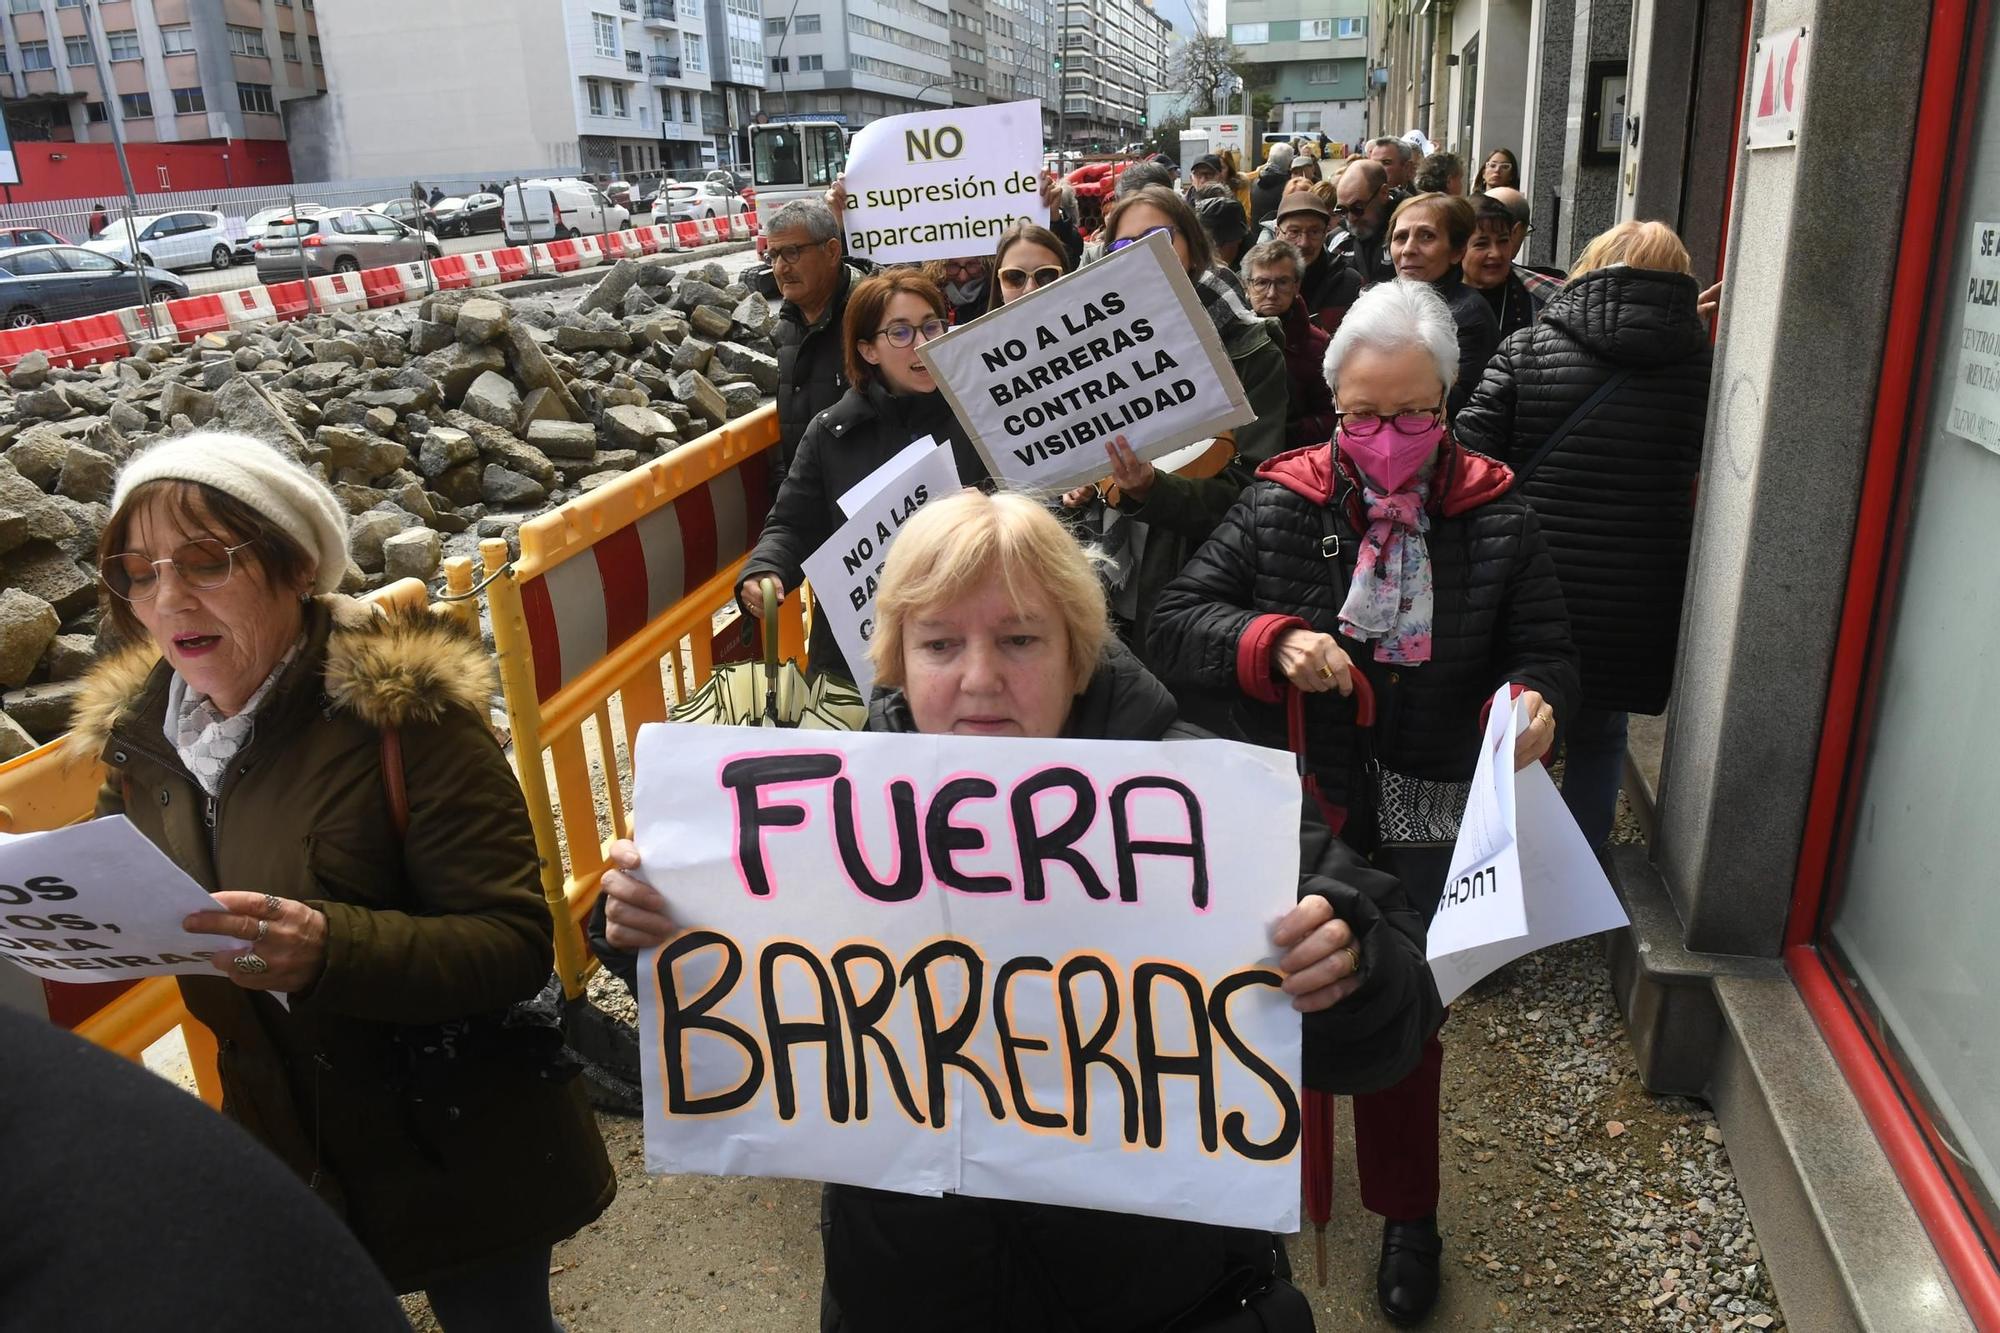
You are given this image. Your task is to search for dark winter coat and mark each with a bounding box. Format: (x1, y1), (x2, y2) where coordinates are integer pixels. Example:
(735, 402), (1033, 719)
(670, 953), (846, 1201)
(67, 600), (615, 1293)
(1147, 441), (1578, 837)
(1248, 165), (1290, 231)
(1276, 296), (1335, 449)
(1453, 264), (1712, 715)
(822, 647), (1439, 1332)
(1299, 249), (1362, 335)
(773, 261), (859, 485)
(1431, 268), (1504, 420)
(739, 380), (991, 685)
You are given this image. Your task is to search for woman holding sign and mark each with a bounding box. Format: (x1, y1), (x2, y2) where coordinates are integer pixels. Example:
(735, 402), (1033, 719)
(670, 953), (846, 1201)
(70, 434), (614, 1329)
(1148, 280), (1578, 1326)
(605, 490), (1440, 1332)
(737, 269), (994, 686)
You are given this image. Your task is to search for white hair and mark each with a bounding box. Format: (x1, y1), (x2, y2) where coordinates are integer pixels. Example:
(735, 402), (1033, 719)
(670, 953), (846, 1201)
(1323, 278), (1459, 395)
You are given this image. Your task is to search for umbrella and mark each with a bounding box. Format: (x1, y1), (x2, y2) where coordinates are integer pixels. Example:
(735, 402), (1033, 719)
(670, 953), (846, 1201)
(670, 578), (866, 730)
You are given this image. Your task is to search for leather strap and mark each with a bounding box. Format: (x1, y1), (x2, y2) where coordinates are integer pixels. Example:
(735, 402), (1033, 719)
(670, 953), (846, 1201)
(379, 727), (409, 842)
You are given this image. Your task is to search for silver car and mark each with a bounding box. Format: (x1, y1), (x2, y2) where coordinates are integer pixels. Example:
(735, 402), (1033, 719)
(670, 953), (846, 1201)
(252, 210), (439, 284)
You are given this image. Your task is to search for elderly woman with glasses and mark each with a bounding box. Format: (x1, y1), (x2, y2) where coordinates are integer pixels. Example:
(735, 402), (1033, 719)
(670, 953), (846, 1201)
(1242, 239), (1337, 450)
(68, 432), (614, 1330)
(737, 269), (993, 686)
(1149, 280), (1577, 1327)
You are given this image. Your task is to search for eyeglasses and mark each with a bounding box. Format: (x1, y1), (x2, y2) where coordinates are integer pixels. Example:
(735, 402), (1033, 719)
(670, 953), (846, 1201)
(874, 317), (948, 348)
(1247, 275), (1298, 292)
(768, 240), (828, 267)
(1276, 224), (1328, 243)
(998, 264), (1064, 291)
(1330, 187), (1383, 220)
(1336, 407), (1444, 438)
(1107, 224), (1179, 252)
(100, 538), (257, 602)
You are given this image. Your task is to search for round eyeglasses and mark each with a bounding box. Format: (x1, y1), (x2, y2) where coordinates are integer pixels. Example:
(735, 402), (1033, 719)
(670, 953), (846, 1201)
(874, 317), (949, 348)
(100, 538), (257, 602)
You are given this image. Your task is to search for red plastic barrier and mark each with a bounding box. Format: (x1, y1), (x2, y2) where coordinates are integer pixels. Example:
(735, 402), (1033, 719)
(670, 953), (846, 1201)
(491, 247), (531, 282)
(430, 255), (472, 289)
(674, 220), (702, 250)
(0, 324), (70, 371)
(601, 232), (632, 260)
(545, 239), (581, 272)
(359, 265), (407, 308)
(264, 280), (311, 320)
(162, 294), (230, 342)
(52, 313), (129, 367)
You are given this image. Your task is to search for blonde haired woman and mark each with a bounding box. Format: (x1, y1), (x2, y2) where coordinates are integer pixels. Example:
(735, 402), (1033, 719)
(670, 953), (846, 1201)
(602, 489), (1439, 1331)
(1454, 219), (1712, 852)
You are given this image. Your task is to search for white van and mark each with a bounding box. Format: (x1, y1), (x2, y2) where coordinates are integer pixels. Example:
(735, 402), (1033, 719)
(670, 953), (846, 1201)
(501, 179), (630, 244)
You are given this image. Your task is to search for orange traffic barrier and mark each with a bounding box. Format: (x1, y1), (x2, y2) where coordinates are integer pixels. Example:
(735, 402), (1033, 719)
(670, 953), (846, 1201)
(358, 265), (407, 308)
(674, 220), (702, 250)
(52, 313), (128, 367)
(431, 254), (472, 289)
(0, 324), (71, 371)
(263, 279), (312, 320)
(544, 239), (581, 273)
(491, 246), (531, 282)
(163, 294), (230, 342)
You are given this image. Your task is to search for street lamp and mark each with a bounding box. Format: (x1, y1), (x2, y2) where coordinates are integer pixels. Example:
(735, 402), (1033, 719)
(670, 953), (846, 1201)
(909, 76), (952, 109)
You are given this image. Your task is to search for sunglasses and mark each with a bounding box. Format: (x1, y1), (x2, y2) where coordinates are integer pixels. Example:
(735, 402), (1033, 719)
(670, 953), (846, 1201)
(998, 264), (1064, 291)
(874, 317), (948, 348)
(1107, 224), (1179, 252)
(101, 538), (257, 602)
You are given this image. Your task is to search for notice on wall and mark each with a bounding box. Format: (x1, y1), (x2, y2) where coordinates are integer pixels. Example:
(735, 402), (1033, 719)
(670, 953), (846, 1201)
(630, 725), (1306, 1232)
(841, 100), (1048, 265)
(1946, 220), (2000, 454)
(921, 230), (1256, 495)
(0, 817), (238, 981)
(801, 443), (963, 695)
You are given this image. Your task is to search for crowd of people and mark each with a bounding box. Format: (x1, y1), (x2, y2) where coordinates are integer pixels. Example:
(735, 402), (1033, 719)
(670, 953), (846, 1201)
(44, 128), (1715, 1332)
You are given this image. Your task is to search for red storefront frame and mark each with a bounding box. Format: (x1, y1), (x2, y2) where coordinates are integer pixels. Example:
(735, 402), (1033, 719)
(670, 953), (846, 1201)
(1783, 0), (2000, 1325)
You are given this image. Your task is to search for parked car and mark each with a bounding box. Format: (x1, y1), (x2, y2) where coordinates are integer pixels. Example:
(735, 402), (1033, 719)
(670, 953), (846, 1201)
(369, 197), (438, 232)
(244, 203), (329, 235)
(501, 179), (629, 243)
(652, 181), (746, 223)
(252, 210), (440, 284)
(0, 226), (70, 250)
(0, 244), (185, 327)
(431, 192), (503, 238)
(82, 210), (239, 272)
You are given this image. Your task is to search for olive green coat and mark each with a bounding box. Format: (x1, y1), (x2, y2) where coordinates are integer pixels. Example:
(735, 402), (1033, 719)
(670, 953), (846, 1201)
(68, 598), (615, 1292)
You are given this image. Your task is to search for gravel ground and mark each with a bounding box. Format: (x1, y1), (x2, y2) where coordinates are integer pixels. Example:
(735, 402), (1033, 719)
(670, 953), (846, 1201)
(395, 796), (1786, 1333)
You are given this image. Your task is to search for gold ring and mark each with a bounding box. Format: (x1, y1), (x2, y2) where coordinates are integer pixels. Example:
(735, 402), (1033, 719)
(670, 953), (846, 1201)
(1318, 665), (1336, 680)
(1340, 945), (1362, 978)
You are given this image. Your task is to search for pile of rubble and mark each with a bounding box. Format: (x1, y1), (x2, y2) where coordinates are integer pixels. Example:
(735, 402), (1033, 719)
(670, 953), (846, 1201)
(0, 255), (780, 758)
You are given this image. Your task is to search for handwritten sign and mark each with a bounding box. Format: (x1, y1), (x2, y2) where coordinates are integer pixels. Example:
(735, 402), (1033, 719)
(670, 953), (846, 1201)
(0, 818), (235, 980)
(842, 100), (1048, 264)
(630, 725), (1305, 1232)
(1947, 220), (2000, 454)
(921, 231), (1255, 494)
(802, 443), (963, 695)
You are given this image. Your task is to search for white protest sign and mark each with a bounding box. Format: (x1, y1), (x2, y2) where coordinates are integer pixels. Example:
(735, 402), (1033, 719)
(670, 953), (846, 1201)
(1427, 689), (1631, 1005)
(631, 725), (1305, 1232)
(0, 817), (236, 981)
(842, 99), (1047, 265)
(1946, 219), (2000, 454)
(838, 435), (938, 518)
(801, 444), (963, 695)
(921, 230), (1256, 494)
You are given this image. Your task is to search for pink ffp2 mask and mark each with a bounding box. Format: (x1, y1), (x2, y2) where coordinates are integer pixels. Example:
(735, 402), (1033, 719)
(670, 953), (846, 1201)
(1338, 420), (1445, 495)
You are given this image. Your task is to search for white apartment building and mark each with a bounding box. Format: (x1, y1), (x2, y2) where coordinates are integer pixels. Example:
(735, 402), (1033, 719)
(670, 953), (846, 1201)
(760, 0), (953, 128)
(1058, 0), (1171, 150)
(705, 0), (766, 172)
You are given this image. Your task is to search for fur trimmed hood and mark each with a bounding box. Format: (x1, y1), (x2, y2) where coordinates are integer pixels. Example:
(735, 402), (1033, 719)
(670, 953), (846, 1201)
(67, 596), (492, 766)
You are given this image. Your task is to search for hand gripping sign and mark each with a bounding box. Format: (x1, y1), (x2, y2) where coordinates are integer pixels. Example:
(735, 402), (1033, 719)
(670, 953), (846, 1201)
(841, 99), (1049, 265)
(1426, 688), (1630, 1006)
(631, 725), (1306, 1232)
(920, 230), (1257, 496)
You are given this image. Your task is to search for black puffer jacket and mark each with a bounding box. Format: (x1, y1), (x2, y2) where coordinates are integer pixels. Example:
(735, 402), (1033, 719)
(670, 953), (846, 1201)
(1248, 164), (1290, 231)
(1454, 266), (1711, 715)
(772, 262), (859, 485)
(739, 381), (990, 684)
(1430, 269), (1503, 419)
(1147, 440), (1578, 836)
(822, 647), (1439, 1332)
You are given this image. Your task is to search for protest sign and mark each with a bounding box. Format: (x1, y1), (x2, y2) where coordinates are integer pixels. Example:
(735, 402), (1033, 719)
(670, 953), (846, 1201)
(801, 443), (963, 695)
(921, 230), (1256, 494)
(0, 817), (236, 980)
(841, 100), (1048, 265)
(1427, 689), (1631, 1005)
(631, 725), (1305, 1232)
(837, 435), (937, 518)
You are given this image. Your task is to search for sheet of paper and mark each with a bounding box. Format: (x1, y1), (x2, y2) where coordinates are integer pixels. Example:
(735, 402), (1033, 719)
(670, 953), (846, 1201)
(837, 436), (939, 518)
(1426, 688), (1527, 982)
(0, 816), (235, 982)
(630, 725), (1305, 1232)
(840, 100), (1049, 265)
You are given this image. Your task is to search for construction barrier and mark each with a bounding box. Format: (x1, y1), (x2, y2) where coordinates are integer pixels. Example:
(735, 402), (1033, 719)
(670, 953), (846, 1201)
(481, 404), (801, 999)
(674, 220), (702, 251)
(600, 231), (633, 261)
(728, 213), (750, 241)
(263, 279), (312, 321)
(626, 227), (659, 256)
(544, 239), (581, 273)
(221, 285), (278, 330)
(1, 578), (444, 1106)
(463, 250), (504, 286)
(572, 235), (605, 267)
(654, 223), (680, 253)
(695, 216), (723, 246)
(51, 314), (128, 367)
(430, 254), (473, 289)
(162, 294), (231, 343)
(112, 304), (175, 345)
(358, 265), (407, 308)
(489, 247), (531, 283)
(307, 270), (367, 314)
(745, 209), (760, 235)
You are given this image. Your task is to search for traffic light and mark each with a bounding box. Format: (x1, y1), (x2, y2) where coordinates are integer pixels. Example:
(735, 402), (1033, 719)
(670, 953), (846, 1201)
(1053, 56), (1062, 72)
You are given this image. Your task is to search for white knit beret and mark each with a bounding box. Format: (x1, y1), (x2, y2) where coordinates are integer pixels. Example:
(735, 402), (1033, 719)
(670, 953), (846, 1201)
(110, 431), (350, 596)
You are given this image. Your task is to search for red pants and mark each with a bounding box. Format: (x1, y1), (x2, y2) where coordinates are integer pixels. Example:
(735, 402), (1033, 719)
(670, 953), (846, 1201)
(1351, 1030), (1443, 1220)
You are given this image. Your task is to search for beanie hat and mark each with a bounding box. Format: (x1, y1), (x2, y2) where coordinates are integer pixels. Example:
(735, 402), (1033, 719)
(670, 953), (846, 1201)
(110, 432), (350, 596)
(1194, 195), (1249, 246)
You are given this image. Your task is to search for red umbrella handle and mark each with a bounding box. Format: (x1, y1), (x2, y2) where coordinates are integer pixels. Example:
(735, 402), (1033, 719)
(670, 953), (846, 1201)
(1300, 1087), (1337, 1285)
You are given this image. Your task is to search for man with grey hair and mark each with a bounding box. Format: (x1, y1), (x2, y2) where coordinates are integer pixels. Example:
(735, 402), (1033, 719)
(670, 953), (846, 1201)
(1241, 238), (1336, 447)
(1366, 136), (1414, 194)
(1114, 158), (1178, 198)
(764, 198), (858, 482)
(1249, 140), (1294, 231)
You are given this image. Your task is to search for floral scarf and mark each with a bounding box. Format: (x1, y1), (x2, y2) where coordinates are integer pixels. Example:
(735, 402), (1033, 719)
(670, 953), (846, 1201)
(164, 639), (302, 796)
(1337, 482), (1434, 664)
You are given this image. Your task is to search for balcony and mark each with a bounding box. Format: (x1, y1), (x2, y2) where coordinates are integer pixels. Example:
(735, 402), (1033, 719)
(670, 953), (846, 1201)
(644, 0), (672, 23)
(620, 0), (637, 10)
(650, 53), (682, 80)
(626, 50), (643, 72)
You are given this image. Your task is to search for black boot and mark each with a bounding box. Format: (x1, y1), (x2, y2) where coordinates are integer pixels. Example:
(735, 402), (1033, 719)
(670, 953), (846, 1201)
(1376, 1214), (1443, 1326)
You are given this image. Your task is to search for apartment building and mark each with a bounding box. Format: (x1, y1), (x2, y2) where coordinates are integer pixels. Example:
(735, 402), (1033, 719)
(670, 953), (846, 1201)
(704, 0), (765, 172)
(1058, 0), (1171, 151)
(1226, 0), (1369, 146)
(761, 0), (953, 127)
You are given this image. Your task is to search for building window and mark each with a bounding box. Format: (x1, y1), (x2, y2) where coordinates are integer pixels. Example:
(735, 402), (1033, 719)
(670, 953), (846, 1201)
(1301, 19), (1332, 40)
(119, 90), (153, 118)
(18, 41), (52, 71)
(795, 13), (819, 33)
(680, 89), (692, 120)
(106, 28), (140, 60)
(63, 35), (91, 66)
(162, 25), (196, 55)
(309, 35), (321, 64)
(281, 32), (299, 61)
(227, 25), (268, 58)
(1294, 108), (1321, 130)
(680, 0), (698, 19)
(769, 55), (788, 73)
(1229, 22), (1266, 43)
(612, 82), (629, 116)
(85, 101), (108, 121)
(237, 82), (275, 114)
(1337, 17), (1364, 38)
(172, 85), (205, 114)
(56, 0), (82, 7)
(7, 0), (38, 13)
(766, 16), (785, 34)
(683, 31), (703, 71)
(1306, 61), (1334, 83)
(594, 13), (618, 57)
(585, 77), (605, 114)
(799, 53), (821, 70)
